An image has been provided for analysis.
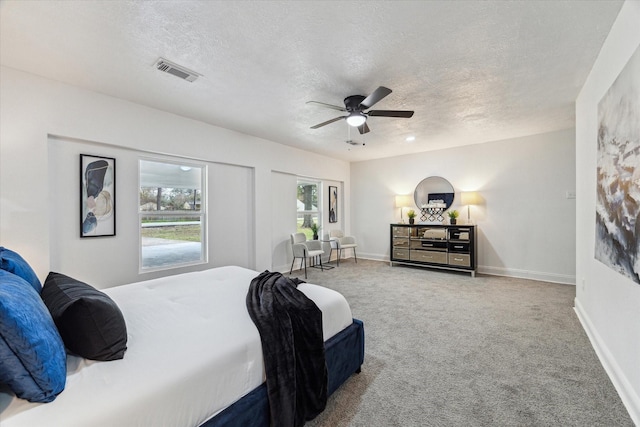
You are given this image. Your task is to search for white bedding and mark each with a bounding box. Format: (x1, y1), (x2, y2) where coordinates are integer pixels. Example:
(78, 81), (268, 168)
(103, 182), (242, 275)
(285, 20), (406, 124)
(0, 266), (353, 427)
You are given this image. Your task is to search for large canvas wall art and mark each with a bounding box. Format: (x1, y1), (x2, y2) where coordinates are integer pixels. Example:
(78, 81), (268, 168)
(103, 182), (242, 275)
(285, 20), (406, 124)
(595, 45), (640, 285)
(80, 154), (116, 237)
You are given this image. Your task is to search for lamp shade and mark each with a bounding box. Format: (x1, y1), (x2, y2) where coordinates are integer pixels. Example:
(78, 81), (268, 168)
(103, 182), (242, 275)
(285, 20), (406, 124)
(346, 112), (366, 127)
(395, 195), (413, 208)
(461, 191), (480, 205)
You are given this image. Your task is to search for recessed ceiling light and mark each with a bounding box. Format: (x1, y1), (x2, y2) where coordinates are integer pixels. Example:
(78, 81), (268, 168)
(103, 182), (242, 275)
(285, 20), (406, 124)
(405, 136), (416, 142)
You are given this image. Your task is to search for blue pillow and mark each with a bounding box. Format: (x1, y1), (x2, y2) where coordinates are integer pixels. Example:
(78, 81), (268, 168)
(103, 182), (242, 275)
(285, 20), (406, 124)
(0, 247), (42, 293)
(0, 270), (66, 402)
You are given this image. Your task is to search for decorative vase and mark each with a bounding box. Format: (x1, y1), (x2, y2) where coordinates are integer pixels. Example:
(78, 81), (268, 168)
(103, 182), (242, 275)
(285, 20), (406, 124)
(450, 219), (457, 225)
(313, 234), (318, 240)
(409, 218), (415, 224)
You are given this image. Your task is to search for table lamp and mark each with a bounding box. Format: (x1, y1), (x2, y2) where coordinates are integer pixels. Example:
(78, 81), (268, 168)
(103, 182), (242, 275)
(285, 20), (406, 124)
(460, 191), (480, 224)
(395, 195), (413, 223)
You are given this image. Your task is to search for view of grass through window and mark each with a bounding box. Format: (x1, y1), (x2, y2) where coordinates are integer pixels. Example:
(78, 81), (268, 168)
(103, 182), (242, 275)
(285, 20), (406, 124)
(140, 221), (201, 242)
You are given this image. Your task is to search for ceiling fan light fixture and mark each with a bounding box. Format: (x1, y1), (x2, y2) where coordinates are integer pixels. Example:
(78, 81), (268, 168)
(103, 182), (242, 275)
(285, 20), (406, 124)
(308, 86), (413, 133)
(346, 112), (367, 127)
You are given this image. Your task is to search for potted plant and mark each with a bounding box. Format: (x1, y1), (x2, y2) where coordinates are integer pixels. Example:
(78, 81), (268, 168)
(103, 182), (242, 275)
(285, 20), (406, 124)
(310, 222), (320, 240)
(448, 210), (459, 225)
(407, 209), (416, 224)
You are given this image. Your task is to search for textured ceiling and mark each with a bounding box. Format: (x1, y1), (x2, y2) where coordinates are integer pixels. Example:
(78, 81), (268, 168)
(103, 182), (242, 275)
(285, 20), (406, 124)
(0, 0), (624, 162)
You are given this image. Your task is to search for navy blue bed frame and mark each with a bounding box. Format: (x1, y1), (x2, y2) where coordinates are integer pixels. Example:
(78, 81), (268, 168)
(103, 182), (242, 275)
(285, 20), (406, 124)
(203, 319), (365, 427)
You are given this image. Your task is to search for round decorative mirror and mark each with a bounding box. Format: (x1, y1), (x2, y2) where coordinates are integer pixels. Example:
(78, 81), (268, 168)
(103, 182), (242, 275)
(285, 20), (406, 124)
(414, 176), (455, 222)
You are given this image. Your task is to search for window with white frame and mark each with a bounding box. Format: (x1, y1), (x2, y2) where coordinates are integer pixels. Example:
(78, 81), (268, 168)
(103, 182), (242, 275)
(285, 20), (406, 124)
(139, 159), (206, 270)
(297, 179), (321, 239)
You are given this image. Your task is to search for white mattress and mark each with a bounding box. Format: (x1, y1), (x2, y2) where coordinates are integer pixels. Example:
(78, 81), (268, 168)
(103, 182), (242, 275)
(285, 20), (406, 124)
(0, 266), (353, 427)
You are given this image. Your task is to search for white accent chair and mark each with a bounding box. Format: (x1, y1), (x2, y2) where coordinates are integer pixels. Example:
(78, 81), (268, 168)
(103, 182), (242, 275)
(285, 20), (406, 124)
(290, 233), (324, 279)
(329, 230), (358, 266)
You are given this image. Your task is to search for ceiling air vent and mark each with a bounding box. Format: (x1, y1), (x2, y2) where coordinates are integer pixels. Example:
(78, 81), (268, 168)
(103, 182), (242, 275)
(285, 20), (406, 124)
(155, 58), (200, 82)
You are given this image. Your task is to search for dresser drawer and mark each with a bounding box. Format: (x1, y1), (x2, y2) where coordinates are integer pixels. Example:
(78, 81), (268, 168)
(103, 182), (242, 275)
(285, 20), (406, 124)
(448, 242), (470, 253)
(411, 250), (447, 264)
(411, 239), (448, 250)
(392, 237), (410, 248)
(448, 228), (472, 241)
(392, 226), (410, 237)
(417, 227), (447, 240)
(448, 253), (471, 267)
(392, 248), (410, 260)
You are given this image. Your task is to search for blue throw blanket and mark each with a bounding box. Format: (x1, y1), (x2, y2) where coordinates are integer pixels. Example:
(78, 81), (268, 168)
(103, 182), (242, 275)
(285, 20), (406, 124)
(246, 271), (327, 427)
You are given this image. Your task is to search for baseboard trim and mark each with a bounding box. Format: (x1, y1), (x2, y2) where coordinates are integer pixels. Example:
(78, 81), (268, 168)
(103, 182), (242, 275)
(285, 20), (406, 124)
(357, 254), (576, 284)
(358, 253), (388, 262)
(478, 265), (575, 285)
(574, 298), (640, 425)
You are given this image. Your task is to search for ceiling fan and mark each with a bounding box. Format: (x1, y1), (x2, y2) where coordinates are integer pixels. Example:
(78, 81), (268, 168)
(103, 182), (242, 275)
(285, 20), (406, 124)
(307, 86), (414, 134)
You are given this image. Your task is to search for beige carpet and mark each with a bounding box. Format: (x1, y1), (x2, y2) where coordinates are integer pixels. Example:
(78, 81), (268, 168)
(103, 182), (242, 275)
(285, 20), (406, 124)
(288, 259), (633, 427)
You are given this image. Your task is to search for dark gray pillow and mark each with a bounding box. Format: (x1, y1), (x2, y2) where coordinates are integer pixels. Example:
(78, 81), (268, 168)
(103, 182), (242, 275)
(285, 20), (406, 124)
(41, 272), (127, 361)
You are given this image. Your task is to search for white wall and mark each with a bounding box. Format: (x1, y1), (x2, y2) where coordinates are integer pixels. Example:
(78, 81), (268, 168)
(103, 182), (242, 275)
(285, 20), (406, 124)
(575, 1), (640, 423)
(47, 137), (257, 287)
(351, 128), (577, 284)
(0, 66), (350, 288)
(271, 171), (297, 272)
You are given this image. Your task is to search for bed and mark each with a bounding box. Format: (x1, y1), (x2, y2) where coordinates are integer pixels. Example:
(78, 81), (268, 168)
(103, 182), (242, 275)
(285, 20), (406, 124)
(0, 264), (364, 426)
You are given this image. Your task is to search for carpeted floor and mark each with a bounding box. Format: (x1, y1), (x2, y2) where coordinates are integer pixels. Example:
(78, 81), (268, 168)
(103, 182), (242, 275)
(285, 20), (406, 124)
(289, 259), (633, 427)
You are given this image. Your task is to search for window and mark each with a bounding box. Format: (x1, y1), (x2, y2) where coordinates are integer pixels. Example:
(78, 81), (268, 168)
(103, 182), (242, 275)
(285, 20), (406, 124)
(139, 159), (206, 271)
(297, 179), (321, 239)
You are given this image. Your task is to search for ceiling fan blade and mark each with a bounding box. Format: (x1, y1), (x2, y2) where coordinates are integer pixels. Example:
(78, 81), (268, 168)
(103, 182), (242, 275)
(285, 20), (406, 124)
(357, 122), (370, 134)
(310, 116), (344, 129)
(306, 101), (346, 112)
(359, 86), (392, 109)
(367, 110), (414, 118)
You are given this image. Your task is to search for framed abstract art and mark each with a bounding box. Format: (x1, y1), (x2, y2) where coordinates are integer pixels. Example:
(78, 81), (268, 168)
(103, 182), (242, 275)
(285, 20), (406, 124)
(329, 186), (338, 223)
(80, 154), (116, 237)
